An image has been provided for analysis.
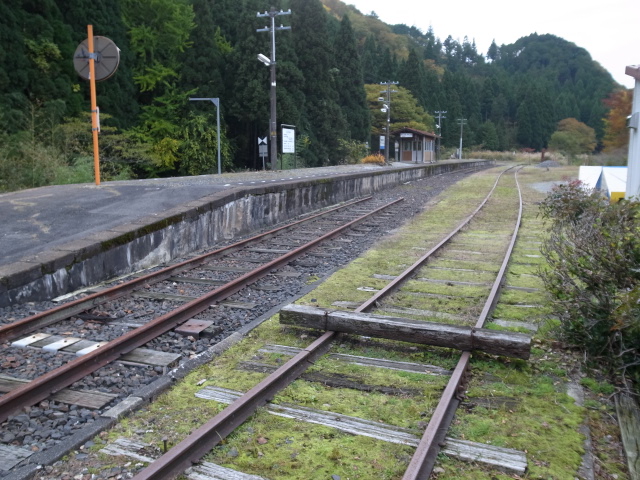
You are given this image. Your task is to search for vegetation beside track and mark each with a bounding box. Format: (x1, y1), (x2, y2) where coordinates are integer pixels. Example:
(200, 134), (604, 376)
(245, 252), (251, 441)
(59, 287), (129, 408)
(66, 164), (629, 480)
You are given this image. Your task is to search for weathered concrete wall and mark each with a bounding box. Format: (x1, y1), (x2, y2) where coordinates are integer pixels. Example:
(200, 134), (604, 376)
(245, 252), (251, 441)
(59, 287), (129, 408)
(0, 161), (491, 306)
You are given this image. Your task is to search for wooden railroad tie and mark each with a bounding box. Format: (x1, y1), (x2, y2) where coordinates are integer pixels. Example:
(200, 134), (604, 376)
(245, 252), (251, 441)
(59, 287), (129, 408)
(279, 304), (531, 360)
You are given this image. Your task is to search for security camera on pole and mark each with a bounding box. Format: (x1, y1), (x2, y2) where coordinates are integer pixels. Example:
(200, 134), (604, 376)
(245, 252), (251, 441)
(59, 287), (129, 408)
(257, 7), (291, 170)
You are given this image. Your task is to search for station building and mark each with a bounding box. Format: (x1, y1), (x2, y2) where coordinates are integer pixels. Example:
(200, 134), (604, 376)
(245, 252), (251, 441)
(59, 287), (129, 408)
(393, 127), (439, 163)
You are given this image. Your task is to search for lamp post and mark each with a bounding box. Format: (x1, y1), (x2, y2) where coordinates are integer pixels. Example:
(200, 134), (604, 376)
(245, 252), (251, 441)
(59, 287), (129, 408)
(457, 118), (467, 159)
(379, 81), (398, 163)
(189, 97), (222, 175)
(434, 110), (447, 161)
(257, 7), (291, 170)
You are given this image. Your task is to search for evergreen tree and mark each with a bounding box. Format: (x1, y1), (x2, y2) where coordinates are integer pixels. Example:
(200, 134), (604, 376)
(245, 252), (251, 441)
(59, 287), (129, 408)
(487, 40), (500, 62)
(398, 49), (425, 107)
(479, 120), (499, 150)
(181, 0), (228, 97)
(360, 35), (379, 83)
(0, 0), (82, 133)
(379, 48), (397, 81)
(333, 15), (370, 142)
(423, 26), (441, 61)
(516, 101), (533, 147)
(224, 0), (270, 169)
(291, 0), (346, 165)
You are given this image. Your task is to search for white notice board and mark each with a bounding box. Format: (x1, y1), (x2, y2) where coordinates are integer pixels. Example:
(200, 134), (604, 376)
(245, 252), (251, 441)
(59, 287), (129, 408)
(282, 128), (295, 153)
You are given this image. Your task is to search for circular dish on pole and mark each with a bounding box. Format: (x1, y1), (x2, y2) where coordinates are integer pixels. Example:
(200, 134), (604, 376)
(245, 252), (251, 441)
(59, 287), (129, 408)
(73, 36), (120, 81)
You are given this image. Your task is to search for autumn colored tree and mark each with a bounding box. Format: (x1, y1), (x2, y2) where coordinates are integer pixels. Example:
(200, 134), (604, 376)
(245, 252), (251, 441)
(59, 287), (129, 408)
(602, 89), (632, 152)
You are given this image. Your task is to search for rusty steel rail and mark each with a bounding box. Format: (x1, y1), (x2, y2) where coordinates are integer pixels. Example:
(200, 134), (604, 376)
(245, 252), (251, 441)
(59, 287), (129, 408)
(131, 167), (517, 480)
(135, 331), (337, 479)
(402, 167), (524, 480)
(0, 197), (400, 424)
(0, 196), (373, 344)
(357, 165), (516, 312)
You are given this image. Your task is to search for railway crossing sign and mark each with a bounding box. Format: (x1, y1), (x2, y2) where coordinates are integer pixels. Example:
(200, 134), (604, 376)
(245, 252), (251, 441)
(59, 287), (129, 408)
(258, 137), (268, 156)
(258, 137), (268, 169)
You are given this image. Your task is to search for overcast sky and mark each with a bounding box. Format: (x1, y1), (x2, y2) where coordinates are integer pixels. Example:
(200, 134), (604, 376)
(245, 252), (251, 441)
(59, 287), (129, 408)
(344, 0), (639, 89)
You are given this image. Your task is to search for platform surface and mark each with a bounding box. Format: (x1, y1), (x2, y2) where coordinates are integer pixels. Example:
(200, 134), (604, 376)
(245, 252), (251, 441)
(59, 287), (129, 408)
(0, 163), (419, 267)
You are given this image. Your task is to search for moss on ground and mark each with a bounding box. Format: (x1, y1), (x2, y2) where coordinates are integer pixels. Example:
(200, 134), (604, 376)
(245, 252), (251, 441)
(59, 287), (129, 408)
(99, 165), (618, 480)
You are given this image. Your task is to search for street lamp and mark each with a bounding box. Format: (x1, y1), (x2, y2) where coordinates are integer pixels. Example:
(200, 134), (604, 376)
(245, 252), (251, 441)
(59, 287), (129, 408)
(379, 81), (398, 163)
(434, 110), (447, 161)
(257, 7), (291, 170)
(188, 97), (221, 175)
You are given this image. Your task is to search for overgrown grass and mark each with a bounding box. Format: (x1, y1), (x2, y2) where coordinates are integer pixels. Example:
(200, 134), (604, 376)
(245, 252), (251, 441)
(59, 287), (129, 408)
(96, 164), (608, 479)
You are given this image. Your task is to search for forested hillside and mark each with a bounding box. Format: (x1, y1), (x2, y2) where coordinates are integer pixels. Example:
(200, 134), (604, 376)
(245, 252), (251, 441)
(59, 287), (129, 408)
(0, 0), (621, 191)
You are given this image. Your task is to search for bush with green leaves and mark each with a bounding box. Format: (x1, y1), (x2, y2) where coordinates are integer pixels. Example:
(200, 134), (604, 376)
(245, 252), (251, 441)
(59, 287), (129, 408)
(539, 181), (640, 383)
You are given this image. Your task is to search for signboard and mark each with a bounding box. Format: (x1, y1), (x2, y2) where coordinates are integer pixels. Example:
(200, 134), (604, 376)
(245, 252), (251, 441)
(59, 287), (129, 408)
(258, 137), (268, 158)
(379, 135), (385, 149)
(282, 128), (295, 153)
(400, 133), (414, 138)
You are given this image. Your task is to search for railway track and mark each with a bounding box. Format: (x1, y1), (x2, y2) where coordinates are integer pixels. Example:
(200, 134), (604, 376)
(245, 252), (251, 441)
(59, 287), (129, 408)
(118, 165), (531, 480)
(0, 195), (410, 425)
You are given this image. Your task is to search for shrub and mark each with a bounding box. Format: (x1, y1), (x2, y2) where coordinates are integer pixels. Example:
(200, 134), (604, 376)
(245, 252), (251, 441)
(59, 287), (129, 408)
(337, 138), (368, 165)
(539, 181), (640, 383)
(361, 153), (385, 165)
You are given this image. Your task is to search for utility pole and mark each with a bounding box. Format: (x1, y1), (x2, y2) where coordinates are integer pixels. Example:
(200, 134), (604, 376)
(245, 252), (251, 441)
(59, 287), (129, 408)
(457, 118), (467, 159)
(434, 110), (447, 161)
(379, 81), (399, 163)
(625, 65), (640, 199)
(257, 7), (291, 170)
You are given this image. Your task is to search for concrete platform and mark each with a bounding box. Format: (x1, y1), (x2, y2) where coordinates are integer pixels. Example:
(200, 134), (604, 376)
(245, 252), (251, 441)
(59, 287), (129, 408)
(0, 160), (491, 307)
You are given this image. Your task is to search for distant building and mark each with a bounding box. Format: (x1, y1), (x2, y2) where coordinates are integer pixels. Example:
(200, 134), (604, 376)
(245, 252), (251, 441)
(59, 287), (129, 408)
(393, 127), (438, 163)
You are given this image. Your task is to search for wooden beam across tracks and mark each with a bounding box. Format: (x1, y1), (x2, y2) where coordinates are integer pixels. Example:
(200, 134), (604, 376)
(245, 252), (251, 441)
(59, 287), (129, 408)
(279, 304), (531, 359)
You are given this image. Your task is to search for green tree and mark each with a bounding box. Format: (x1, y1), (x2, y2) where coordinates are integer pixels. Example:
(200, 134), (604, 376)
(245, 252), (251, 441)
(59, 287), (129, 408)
(0, 0), (82, 133)
(365, 84), (434, 135)
(487, 39), (500, 62)
(121, 0), (194, 94)
(291, 0), (346, 165)
(548, 117), (596, 158)
(479, 120), (499, 150)
(360, 35), (380, 84)
(398, 48), (425, 107)
(333, 15), (370, 142)
(178, 112), (232, 176)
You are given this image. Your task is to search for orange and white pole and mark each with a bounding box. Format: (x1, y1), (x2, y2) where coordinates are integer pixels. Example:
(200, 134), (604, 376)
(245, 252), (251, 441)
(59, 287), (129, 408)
(87, 25), (101, 185)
